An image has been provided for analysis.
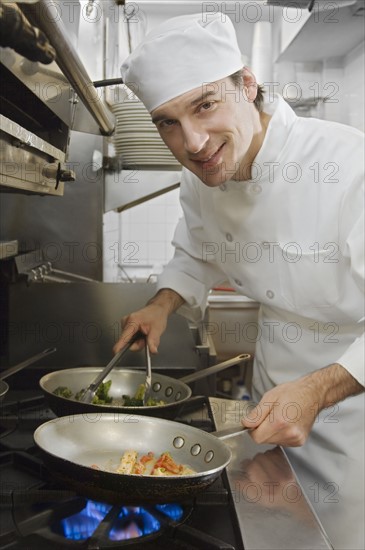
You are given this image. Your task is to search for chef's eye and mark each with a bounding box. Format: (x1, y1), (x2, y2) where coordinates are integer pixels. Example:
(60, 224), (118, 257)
(159, 119), (176, 128)
(200, 101), (215, 111)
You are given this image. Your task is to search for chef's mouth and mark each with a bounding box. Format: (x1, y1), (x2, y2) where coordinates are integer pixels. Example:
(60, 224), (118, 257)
(191, 143), (225, 166)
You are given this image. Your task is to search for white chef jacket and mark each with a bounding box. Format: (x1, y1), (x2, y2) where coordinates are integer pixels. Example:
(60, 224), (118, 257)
(157, 94), (364, 549)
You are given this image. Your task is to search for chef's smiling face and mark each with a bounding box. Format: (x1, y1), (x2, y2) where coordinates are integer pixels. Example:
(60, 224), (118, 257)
(151, 73), (266, 187)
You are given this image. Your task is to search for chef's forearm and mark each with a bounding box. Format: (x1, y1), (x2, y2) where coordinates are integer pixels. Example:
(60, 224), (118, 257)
(147, 288), (185, 316)
(305, 363), (364, 412)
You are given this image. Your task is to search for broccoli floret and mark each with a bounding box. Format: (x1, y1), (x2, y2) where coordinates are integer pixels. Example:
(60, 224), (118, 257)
(74, 380), (113, 404)
(134, 383), (146, 401)
(95, 380), (112, 404)
(53, 386), (73, 399)
(122, 395), (144, 407)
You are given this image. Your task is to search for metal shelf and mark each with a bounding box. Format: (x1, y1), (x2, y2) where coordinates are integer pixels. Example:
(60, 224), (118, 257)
(277, 4), (364, 62)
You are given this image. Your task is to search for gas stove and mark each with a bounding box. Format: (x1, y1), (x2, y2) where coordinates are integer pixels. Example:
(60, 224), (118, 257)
(0, 391), (332, 550)
(0, 392), (241, 550)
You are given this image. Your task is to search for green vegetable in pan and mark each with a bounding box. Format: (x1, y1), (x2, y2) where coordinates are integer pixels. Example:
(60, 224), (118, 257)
(54, 380), (113, 405)
(123, 383), (166, 406)
(53, 381), (166, 406)
(53, 386), (73, 399)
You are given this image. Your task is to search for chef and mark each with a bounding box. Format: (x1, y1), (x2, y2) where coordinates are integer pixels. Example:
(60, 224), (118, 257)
(116, 13), (364, 549)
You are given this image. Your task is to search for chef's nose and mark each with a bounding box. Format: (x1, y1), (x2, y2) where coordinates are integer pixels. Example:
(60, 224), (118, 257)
(181, 121), (209, 154)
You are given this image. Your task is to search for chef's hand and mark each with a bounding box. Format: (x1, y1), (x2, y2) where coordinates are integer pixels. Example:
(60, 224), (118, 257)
(241, 363), (363, 447)
(113, 303), (169, 354)
(113, 288), (185, 354)
(241, 378), (319, 447)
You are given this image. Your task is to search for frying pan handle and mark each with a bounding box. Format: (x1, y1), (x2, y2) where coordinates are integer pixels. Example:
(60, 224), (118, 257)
(212, 425), (250, 439)
(180, 353), (251, 385)
(0, 347), (57, 380)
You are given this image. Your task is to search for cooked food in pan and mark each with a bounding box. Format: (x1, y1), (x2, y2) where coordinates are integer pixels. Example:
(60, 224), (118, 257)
(122, 383), (166, 407)
(91, 450), (196, 476)
(53, 380), (113, 405)
(53, 381), (166, 407)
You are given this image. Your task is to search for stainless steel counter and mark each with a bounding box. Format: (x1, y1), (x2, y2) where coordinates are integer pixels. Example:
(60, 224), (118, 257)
(209, 398), (333, 550)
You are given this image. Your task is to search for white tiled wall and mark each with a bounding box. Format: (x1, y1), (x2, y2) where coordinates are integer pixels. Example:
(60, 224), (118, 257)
(343, 42), (365, 132)
(320, 44), (364, 130)
(103, 189), (182, 282)
(321, 58), (344, 124)
(274, 41), (364, 129)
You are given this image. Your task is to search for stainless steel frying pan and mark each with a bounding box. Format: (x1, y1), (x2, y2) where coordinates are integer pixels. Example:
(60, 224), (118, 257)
(39, 353), (250, 419)
(34, 412), (243, 504)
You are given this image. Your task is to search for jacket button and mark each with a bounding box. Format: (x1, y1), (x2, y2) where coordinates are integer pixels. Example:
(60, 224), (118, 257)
(252, 184), (262, 194)
(266, 290), (275, 299)
(226, 233), (233, 242)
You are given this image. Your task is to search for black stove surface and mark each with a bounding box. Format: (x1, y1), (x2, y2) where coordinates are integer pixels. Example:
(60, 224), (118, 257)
(0, 392), (244, 550)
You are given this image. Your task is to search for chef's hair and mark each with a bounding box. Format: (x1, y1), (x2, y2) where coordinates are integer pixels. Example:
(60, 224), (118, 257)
(230, 69), (265, 112)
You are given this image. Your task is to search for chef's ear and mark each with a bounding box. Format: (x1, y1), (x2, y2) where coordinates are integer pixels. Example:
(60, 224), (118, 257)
(242, 67), (258, 102)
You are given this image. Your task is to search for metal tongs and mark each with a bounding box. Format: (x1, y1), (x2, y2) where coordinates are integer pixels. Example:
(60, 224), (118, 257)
(79, 331), (152, 405)
(144, 341), (152, 406)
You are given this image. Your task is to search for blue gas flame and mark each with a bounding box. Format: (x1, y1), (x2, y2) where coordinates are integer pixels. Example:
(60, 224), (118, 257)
(61, 500), (184, 541)
(62, 500), (112, 540)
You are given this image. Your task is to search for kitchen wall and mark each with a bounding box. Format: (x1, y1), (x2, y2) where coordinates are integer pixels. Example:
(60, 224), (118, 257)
(272, 3), (364, 128)
(342, 41), (364, 131)
(276, 41), (364, 128)
(103, 188), (182, 282)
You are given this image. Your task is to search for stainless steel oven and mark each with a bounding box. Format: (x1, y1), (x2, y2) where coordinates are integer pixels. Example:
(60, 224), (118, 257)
(0, 0), (117, 293)
(0, 0), (115, 196)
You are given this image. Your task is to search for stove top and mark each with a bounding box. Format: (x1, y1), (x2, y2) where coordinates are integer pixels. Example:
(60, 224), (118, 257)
(0, 392), (242, 550)
(0, 391), (333, 550)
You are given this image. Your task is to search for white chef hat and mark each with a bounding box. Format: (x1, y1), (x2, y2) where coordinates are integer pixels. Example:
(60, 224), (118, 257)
(120, 13), (244, 113)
